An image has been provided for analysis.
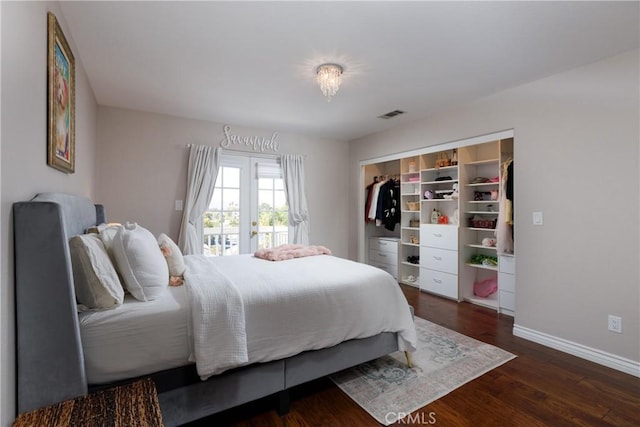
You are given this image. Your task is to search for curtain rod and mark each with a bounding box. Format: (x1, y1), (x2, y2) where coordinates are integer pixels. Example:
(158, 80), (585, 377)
(186, 144), (306, 159)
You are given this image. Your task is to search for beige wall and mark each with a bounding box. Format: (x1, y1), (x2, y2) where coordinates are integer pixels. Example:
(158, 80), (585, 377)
(349, 49), (640, 366)
(0, 1), (98, 424)
(96, 107), (350, 257)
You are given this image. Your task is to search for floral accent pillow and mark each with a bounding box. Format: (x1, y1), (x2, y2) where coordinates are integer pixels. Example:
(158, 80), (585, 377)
(158, 233), (185, 286)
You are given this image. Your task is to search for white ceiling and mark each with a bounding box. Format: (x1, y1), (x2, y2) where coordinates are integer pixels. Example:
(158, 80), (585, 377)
(59, 1), (639, 141)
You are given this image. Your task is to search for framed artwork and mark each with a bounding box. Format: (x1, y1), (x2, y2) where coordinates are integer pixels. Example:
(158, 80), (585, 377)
(47, 12), (75, 173)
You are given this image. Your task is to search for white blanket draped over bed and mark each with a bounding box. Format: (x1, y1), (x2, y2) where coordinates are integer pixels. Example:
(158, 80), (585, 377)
(184, 254), (417, 379)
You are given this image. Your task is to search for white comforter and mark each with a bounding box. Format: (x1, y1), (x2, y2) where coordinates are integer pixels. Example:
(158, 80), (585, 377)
(184, 254), (417, 379)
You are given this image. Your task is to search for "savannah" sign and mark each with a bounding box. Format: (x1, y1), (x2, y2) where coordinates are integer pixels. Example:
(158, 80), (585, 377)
(220, 124), (280, 153)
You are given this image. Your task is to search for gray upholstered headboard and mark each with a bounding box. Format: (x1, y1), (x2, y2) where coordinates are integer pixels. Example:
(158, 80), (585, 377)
(13, 193), (105, 413)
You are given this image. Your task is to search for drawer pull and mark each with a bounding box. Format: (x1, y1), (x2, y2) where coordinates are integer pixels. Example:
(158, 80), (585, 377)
(379, 242), (388, 246)
(433, 233), (442, 238)
(433, 278), (442, 284)
(378, 253), (387, 257)
(433, 256), (442, 261)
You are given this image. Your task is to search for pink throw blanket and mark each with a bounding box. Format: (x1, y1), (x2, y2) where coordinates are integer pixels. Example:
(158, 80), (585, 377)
(254, 244), (332, 261)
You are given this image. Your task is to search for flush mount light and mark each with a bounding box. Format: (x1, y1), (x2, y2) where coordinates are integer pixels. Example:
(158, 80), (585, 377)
(316, 63), (343, 101)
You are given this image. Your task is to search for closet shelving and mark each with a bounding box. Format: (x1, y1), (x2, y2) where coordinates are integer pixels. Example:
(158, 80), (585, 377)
(415, 152), (461, 299)
(458, 140), (513, 311)
(398, 157), (421, 286)
(419, 163), (459, 226)
(362, 133), (515, 315)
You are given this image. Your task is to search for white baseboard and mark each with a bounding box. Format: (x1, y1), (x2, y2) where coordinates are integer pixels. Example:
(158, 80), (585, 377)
(513, 324), (640, 378)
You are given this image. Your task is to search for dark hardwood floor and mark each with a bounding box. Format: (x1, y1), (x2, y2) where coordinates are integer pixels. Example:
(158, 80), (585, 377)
(188, 285), (640, 426)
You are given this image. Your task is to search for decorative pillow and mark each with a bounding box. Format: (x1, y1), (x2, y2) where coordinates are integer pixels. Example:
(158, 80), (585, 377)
(157, 233), (186, 286)
(112, 223), (169, 301)
(69, 234), (124, 311)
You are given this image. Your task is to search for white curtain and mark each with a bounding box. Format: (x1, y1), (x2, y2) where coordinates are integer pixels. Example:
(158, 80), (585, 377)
(178, 145), (221, 254)
(281, 154), (310, 245)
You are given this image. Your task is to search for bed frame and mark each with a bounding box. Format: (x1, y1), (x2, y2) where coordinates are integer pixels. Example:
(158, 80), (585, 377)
(13, 193), (401, 426)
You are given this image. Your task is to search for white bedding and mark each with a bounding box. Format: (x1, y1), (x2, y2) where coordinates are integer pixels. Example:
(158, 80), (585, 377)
(80, 254), (417, 384)
(79, 286), (191, 384)
(185, 254), (417, 379)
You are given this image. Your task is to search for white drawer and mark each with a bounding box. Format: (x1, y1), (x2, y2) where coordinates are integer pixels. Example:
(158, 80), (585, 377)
(420, 246), (458, 275)
(369, 262), (398, 280)
(420, 268), (458, 300)
(498, 272), (516, 292)
(420, 224), (458, 250)
(499, 290), (515, 311)
(499, 255), (515, 274)
(369, 238), (399, 255)
(369, 249), (398, 266)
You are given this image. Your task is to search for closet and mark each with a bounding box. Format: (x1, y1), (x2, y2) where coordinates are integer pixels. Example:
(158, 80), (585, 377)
(361, 131), (515, 315)
(363, 160), (401, 278)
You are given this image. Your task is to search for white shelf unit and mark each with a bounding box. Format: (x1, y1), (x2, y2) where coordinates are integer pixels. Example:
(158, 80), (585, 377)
(419, 162), (459, 227)
(361, 133), (514, 315)
(398, 156), (421, 287)
(368, 237), (400, 279)
(498, 254), (516, 315)
(457, 138), (515, 313)
(458, 142), (501, 310)
(419, 223), (459, 300)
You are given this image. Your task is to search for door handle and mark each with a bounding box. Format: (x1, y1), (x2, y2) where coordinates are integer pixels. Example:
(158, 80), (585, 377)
(251, 231), (258, 237)
(252, 221), (257, 226)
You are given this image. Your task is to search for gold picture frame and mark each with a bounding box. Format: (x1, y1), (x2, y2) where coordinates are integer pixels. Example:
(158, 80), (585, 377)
(47, 12), (75, 173)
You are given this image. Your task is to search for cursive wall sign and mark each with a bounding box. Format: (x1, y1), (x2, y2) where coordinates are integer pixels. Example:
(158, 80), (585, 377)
(220, 124), (280, 153)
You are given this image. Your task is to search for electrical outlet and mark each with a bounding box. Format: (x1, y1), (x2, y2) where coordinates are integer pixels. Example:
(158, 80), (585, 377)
(608, 315), (622, 333)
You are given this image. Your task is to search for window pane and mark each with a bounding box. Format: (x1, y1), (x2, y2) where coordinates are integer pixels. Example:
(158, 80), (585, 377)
(223, 210), (240, 227)
(274, 179), (284, 190)
(258, 177), (273, 190)
(223, 189), (240, 210)
(274, 210), (288, 227)
(258, 190), (274, 209)
(274, 191), (286, 209)
(258, 211), (272, 227)
(209, 190), (222, 210)
(223, 167), (240, 188)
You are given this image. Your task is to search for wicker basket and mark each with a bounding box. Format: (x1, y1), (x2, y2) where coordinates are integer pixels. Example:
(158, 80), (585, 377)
(468, 217), (497, 229)
(409, 219), (420, 227)
(406, 201), (420, 211)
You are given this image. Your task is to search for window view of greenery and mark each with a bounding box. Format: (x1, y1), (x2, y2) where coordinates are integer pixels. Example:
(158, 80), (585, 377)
(258, 177), (288, 250)
(203, 165), (288, 256)
(203, 166), (240, 256)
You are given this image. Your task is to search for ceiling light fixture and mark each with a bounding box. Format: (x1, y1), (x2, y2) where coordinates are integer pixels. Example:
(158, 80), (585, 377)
(316, 63), (343, 101)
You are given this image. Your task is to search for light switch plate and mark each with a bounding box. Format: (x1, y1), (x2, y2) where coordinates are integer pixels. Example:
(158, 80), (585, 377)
(532, 211), (543, 225)
(175, 200), (183, 211)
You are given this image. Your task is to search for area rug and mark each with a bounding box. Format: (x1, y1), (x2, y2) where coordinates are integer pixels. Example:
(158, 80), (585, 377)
(330, 317), (516, 425)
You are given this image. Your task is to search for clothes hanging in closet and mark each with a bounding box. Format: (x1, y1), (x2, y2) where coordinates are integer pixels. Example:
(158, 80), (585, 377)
(496, 159), (514, 255)
(365, 177), (384, 223)
(364, 176), (400, 231)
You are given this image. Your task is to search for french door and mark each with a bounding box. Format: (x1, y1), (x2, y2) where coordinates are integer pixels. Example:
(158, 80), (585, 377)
(203, 154), (289, 256)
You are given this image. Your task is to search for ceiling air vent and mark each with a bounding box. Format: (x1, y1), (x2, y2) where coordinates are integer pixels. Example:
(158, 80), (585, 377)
(378, 110), (406, 119)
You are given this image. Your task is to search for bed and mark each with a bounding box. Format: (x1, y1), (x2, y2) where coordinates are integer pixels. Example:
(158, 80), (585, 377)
(13, 192), (416, 426)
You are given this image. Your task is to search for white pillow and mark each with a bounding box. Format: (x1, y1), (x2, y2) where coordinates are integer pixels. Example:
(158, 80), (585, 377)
(69, 234), (124, 311)
(112, 223), (169, 301)
(98, 223), (124, 262)
(157, 233), (186, 277)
